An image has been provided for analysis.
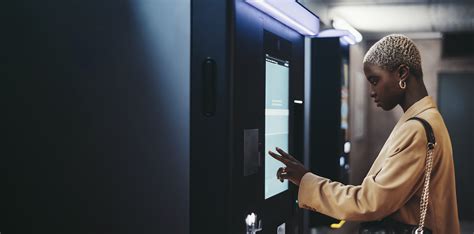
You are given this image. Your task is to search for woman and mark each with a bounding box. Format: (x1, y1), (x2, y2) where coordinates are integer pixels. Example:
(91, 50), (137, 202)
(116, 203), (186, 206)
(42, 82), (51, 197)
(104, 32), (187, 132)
(269, 34), (460, 233)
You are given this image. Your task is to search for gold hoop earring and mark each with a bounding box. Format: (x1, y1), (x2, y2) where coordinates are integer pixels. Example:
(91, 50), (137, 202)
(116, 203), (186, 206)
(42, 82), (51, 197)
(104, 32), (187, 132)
(399, 80), (406, 89)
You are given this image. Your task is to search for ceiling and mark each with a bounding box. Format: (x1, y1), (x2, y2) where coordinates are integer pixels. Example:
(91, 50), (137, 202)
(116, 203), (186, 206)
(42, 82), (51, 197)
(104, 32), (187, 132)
(300, 0), (474, 39)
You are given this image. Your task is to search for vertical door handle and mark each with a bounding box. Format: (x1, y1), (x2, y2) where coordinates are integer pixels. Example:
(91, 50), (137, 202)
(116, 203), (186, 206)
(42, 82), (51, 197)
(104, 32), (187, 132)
(202, 57), (216, 117)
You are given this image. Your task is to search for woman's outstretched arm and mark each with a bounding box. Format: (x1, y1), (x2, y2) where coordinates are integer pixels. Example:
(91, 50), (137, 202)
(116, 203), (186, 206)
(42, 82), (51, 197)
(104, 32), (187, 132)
(298, 121), (428, 221)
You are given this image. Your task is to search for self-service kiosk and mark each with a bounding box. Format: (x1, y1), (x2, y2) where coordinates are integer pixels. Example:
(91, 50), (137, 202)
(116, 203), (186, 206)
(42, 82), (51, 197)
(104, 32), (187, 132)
(191, 0), (308, 233)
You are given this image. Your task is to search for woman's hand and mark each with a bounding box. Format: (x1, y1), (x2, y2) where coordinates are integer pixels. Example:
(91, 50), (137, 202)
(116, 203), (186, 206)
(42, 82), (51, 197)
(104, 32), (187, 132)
(268, 147), (309, 186)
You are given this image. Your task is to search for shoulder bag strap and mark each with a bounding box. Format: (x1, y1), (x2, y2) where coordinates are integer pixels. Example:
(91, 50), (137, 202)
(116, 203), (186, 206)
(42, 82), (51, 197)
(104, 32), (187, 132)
(407, 117), (436, 234)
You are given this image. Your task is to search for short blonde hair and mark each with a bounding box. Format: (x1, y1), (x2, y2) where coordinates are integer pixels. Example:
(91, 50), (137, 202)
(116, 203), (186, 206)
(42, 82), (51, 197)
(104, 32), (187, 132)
(363, 34), (423, 78)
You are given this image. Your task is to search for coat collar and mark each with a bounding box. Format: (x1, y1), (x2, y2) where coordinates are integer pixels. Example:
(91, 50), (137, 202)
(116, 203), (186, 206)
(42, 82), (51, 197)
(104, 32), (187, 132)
(395, 96), (437, 129)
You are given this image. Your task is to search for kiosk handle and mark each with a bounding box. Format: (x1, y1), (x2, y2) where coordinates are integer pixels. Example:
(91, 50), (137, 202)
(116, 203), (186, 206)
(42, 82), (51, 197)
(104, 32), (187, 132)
(202, 57), (216, 117)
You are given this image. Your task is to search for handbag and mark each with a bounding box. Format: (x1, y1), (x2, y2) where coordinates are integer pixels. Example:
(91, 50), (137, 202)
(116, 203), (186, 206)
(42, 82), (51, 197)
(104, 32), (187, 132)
(359, 117), (436, 234)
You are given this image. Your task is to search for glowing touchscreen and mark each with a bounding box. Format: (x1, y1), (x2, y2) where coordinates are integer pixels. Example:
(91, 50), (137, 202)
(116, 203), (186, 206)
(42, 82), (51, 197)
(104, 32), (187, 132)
(264, 54), (289, 199)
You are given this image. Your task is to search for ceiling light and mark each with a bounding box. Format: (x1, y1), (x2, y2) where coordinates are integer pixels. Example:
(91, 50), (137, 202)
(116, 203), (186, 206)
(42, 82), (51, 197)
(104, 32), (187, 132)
(246, 0), (320, 36)
(332, 18), (363, 43)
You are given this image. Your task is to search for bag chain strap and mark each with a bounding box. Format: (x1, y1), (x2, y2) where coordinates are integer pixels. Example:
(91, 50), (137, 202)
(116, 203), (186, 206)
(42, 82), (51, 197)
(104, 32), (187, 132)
(415, 143), (435, 234)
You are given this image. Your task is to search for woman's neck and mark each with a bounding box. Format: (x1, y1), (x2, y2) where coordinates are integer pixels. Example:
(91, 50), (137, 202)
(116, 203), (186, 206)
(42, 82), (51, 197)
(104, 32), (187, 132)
(400, 79), (429, 112)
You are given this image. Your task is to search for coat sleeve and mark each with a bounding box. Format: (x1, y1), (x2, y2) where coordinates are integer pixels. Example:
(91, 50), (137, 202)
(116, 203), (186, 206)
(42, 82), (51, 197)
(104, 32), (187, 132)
(298, 121), (428, 221)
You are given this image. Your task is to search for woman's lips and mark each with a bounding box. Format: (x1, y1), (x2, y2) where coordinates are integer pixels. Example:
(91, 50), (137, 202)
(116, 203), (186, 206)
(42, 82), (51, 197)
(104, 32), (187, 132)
(374, 99), (381, 106)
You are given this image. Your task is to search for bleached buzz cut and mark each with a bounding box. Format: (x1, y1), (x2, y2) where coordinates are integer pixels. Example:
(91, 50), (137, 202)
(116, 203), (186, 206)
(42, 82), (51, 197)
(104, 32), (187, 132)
(363, 34), (423, 79)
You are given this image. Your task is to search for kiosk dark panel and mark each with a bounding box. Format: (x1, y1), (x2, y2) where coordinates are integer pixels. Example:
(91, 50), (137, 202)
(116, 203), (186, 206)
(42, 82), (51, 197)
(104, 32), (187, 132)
(3, 0), (190, 233)
(308, 38), (345, 227)
(190, 0), (233, 233)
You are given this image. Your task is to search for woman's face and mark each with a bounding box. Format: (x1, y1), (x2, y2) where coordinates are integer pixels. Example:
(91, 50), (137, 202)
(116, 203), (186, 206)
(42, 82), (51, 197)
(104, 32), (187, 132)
(363, 63), (403, 111)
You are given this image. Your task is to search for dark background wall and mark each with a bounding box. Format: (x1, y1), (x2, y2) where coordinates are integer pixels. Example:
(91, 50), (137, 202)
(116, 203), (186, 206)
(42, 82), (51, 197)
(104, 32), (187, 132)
(2, 1), (189, 233)
(438, 73), (474, 221)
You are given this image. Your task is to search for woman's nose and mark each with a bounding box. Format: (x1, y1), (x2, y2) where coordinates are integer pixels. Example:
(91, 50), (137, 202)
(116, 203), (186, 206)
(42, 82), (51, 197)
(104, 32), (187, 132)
(370, 91), (376, 98)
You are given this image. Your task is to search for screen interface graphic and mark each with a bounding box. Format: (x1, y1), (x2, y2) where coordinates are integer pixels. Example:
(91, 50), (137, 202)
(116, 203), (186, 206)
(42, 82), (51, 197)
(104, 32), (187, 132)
(264, 54), (289, 199)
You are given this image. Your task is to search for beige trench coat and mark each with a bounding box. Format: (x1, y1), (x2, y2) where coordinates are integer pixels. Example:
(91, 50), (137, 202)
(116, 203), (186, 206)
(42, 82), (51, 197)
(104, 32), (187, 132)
(298, 96), (460, 234)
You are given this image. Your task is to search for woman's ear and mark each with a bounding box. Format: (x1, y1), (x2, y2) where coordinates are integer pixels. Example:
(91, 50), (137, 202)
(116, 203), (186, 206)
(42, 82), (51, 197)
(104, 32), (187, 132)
(398, 64), (409, 81)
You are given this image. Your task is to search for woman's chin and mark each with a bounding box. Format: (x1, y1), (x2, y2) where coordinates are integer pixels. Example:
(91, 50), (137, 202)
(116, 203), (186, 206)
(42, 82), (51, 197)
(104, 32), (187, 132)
(379, 103), (396, 111)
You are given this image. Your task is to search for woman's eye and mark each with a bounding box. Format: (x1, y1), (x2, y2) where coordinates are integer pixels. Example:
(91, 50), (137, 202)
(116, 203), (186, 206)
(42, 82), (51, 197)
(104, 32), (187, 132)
(367, 77), (378, 86)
